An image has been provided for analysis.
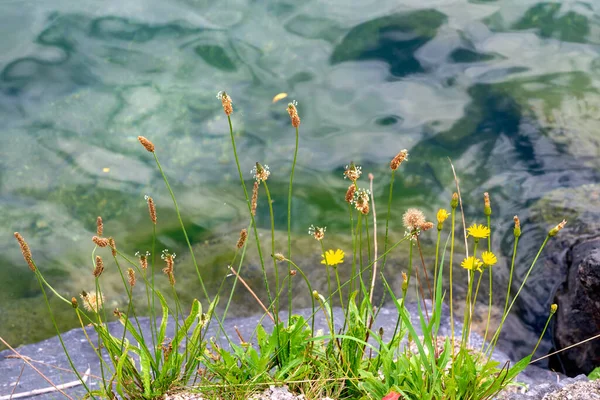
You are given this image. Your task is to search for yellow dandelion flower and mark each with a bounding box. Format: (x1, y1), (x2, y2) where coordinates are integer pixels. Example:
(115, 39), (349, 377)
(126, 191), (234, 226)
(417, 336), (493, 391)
(321, 249), (345, 266)
(461, 256), (483, 271)
(437, 209), (449, 224)
(467, 224), (491, 239)
(481, 251), (497, 267)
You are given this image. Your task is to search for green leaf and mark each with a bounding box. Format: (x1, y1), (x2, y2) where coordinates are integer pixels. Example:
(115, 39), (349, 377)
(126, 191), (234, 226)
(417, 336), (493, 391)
(589, 366), (600, 380)
(156, 291), (169, 348)
(140, 343), (152, 397)
(118, 316), (157, 372)
(173, 298), (202, 346)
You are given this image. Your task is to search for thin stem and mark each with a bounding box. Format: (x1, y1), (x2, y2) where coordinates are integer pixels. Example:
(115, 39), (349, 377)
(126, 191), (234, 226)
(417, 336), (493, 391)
(415, 236), (433, 314)
(503, 236), (520, 320)
(368, 173), (379, 305)
(263, 181), (279, 316)
(532, 312), (554, 357)
(382, 170), (396, 270)
(464, 240), (479, 343)
(151, 224), (157, 348)
(153, 152), (210, 302)
(449, 207), (457, 362)
(320, 240), (334, 331)
(284, 258), (316, 337)
(482, 214), (493, 348)
(434, 229), (441, 302)
(227, 266), (274, 323)
(349, 204), (356, 295)
(34, 272), (96, 398)
(394, 238), (413, 356)
(225, 115), (277, 339)
(488, 235), (550, 355)
(288, 126), (299, 325)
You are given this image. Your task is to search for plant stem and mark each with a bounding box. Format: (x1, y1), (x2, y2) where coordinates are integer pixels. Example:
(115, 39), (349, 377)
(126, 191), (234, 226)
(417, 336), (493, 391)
(152, 152), (210, 302)
(288, 126), (299, 325)
(449, 207), (456, 361)
(532, 312), (554, 357)
(34, 271), (96, 398)
(482, 214), (493, 349)
(263, 181), (279, 316)
(488, 235), (550, 355)
(434, 228), (441, 302)
(382, 170), (396, 270)
(503, 236), (520, 321)
(320, 240), (334, 332)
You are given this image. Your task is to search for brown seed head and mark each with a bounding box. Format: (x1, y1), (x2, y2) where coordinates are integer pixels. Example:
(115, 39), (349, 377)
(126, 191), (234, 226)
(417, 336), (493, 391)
(146, 196), (157, 224)
(513, 215), (521, 238)
(218, 91), (233, 116)
(251, 181), (259, 216)
(287, 102), (300, 128)
(14, 232), (35, 272)
(81, 291), (105, 313)
(139, 254), (148, 270)
(71, 297), (78, 309)
(162, 254), (175, 286)
(127, 268), (136, 287)
(309, 225), (326, 241)
(138, 136), (155, 152)
(92, 236), (110, 248)
(403, 208), (426, 231)
(236, 229), (248, 249)
(108, 237), (117, 257)
(401, 272), (408, 291)
(352, 188), (370, 214)
(483, 192), (491, 216)
(253, 162), (270, 182)
(345, 184), (356, 203)
(290, 269), (297, 276)
(96, 216), (104, 236)
(93, 255), (104, 278)
(420, 221), (434, 231)
(162, 341), (173, 362)
(390, 149), (409, 171)
(549, 219), (567, 237)
(344, 162), (362, 181)
(361, 201), (370, 215)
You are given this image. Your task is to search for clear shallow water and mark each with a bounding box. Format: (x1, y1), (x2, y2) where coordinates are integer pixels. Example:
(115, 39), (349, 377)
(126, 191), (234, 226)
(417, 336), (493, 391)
(1, 0), (600, 360)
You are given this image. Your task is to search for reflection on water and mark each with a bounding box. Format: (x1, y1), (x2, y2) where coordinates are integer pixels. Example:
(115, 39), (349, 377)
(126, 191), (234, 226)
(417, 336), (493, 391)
(1, 0), (600, 361)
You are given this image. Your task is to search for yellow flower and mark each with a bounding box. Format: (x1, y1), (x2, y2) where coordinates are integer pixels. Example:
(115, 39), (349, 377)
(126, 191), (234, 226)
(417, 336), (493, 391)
(437, 209), (449, 224)
(467, 224), (491, 239)
(321, 249), (345, 266)
(481, 251), (497, 267)
(461, 256), (483, 271)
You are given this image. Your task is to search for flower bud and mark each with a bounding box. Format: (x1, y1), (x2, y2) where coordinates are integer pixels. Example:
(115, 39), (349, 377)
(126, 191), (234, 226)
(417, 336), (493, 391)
(548, 219), (567, 237)
(550, 303), (558, 314)
(484, 192), (491, 216)
(513, 216), (521, 238)
(451, 193), (459, 209)
(401, 272), (408, 291)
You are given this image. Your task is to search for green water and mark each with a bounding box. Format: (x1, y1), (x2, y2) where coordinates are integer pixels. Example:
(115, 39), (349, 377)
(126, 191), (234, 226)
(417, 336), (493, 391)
(1, 0), (600, 361)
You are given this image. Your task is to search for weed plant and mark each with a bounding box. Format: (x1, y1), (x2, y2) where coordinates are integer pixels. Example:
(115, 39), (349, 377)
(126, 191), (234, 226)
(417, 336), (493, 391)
(12, 91), (568, 399)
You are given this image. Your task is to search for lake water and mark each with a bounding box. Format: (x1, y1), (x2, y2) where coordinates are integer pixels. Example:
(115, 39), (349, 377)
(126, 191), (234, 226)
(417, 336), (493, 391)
(1, 0), (599, 362)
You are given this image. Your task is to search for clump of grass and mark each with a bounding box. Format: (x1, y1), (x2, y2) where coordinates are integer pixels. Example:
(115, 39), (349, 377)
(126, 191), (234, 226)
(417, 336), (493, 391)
(11, 91), (571, 400)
